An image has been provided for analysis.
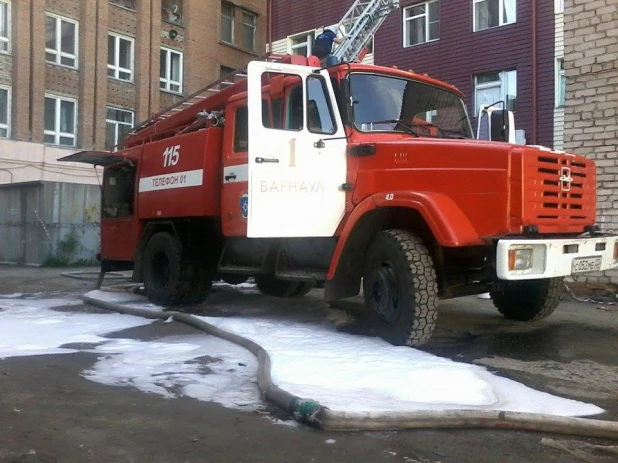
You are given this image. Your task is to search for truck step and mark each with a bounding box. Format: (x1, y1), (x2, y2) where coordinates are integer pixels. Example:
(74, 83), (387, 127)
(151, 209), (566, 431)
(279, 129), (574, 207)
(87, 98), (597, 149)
(218, 265), (263, 275)
(274, 270), (326, 282)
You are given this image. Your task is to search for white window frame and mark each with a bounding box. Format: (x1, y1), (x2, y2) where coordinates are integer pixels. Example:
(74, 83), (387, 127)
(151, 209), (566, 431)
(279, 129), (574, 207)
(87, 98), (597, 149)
(107, 32), (134, 82)
(555, 0), (564, 14)
(106, 106), (134, 151)
(556, 58), (565, 108)
(474, 70), (517, 114)
(45, 13), (79, 69)
(0, 0), (10, 54)
(241, 10), (256, 51)
(403, 0), (440, 48)
(221, 2), (235, 44)
(288, 30), (315, 57)
(110, 0), (136, 10)
(0, 84), (10, 138)
(473, 0), (516, 32)
(160, 46), (183, 94)
(44, 94), (77, 147)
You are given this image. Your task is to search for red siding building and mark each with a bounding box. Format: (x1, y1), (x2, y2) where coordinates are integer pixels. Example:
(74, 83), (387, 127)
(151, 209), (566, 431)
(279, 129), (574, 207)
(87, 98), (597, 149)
(271, 0), (558, 148)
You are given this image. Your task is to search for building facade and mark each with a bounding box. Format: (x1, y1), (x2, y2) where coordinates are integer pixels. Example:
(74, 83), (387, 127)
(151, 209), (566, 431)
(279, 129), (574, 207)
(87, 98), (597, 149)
(271, 0), (563, 149)
(0, 0), (267, 185)
(563, 0), (618, 284)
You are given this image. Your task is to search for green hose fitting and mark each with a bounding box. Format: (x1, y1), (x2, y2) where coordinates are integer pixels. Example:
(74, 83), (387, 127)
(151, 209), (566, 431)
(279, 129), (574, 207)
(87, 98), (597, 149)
(291, 398), (323, 427)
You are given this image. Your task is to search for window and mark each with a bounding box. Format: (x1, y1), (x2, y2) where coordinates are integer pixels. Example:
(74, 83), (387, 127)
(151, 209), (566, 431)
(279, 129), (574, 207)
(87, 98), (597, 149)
(44, 95), (77, 146)
(160, 47), (183, 93)
(221, 2), (234, 43)
(556, 58), (565, 107)
(241, 11), (256, 50)
(0, 0), (9, 53)
(45, 14), (78, 68)
(306, 76), (336, 135)
(108, 33), (134, 82)
(110, 0), (135, 9)
(474, 70), (517, 114)
(220, 65), (235, 78)
(106, 106), (134, 151)
(403, 1), (439, 47)
(162, 0), (183, 24)
(234, 106), (248, 152)
(349, 73), (473, 139)
(555, 0), (564, 14)
(0, 85), (9, 137)
(288, 31), (315, 57)
(473, 0), (516, 32)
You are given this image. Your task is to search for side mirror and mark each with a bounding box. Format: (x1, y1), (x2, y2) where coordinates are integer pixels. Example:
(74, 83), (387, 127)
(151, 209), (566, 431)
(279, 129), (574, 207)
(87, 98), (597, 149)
(476, 105), (516, 143)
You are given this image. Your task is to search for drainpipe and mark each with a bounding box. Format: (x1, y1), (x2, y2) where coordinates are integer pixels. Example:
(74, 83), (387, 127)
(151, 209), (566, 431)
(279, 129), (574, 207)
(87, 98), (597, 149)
(267, 0), (273, 53)
(531, 0), (538, 145)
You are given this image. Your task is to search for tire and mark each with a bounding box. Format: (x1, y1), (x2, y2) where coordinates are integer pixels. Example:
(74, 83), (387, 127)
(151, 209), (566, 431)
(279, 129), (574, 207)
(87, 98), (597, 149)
(221, 275), (249, 285)
(363, 229), (439, 347)
(255, 275), (314, 298)
(142, 232), (212, 306)
(490, 277), (563, 321)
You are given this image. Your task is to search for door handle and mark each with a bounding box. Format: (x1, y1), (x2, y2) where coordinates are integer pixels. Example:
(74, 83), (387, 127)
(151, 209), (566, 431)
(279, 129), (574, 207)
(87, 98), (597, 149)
(225, 173), (236, 181)
(255, 157), (279, 164)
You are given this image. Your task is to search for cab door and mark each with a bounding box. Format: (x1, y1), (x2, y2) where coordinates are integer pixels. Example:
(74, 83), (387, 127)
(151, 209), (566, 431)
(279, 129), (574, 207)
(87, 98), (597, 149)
(247, 61), (347, 238)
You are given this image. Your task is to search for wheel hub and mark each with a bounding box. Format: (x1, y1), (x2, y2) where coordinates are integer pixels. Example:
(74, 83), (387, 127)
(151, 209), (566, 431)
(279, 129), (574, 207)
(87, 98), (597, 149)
(370, 263), (400, 325)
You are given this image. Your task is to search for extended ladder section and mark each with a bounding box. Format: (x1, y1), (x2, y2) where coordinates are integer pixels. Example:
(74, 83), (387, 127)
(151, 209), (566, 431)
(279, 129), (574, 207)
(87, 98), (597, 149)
(332, 0), (399, 63)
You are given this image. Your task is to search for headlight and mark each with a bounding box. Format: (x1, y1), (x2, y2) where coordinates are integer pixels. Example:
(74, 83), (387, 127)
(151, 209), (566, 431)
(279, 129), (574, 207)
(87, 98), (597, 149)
(509, 247), (533, 270)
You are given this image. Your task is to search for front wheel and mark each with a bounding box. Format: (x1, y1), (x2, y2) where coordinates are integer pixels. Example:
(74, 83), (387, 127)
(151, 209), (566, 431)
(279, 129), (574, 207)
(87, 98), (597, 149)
(363, 230), (439, 347)
(490, 278), (563, 321)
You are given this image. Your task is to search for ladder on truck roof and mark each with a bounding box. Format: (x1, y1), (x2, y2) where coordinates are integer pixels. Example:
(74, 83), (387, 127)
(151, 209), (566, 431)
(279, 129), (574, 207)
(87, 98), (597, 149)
(129, 52), (289, 139)
(332, 0), (399, 64)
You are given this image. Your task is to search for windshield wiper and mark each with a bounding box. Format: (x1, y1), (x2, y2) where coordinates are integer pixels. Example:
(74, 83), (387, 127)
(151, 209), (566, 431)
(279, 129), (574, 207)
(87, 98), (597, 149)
(367, 119), (420, 137)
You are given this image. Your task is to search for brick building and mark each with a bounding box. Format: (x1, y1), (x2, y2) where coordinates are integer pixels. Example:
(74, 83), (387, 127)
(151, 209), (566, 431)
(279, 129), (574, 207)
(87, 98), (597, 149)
(0, 0), (266, 184)
(563, 0), (618, 283)
(271, 0), (566, 149)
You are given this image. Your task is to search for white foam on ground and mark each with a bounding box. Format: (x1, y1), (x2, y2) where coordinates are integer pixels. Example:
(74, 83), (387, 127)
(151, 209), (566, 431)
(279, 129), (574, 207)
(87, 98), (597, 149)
(0, 291), (606, 418)
(0, 301), (154, 359)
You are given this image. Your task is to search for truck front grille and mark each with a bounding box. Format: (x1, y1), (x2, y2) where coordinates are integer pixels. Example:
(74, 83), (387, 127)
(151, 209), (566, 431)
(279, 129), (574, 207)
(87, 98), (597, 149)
(522, 153), (596, 233)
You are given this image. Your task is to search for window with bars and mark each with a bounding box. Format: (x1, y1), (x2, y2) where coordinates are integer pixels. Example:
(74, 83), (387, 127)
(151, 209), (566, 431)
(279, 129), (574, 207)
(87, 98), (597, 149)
(45, 14), (78, 68)
(106, 106), (134, 151)
(160, 47), (183, 94)
(403, 0), (439, 47)
(0, 1), (9, 53)
(44, 95), (77, 147)
(108, 33), (134, 82)
(473, 0), (516, 32)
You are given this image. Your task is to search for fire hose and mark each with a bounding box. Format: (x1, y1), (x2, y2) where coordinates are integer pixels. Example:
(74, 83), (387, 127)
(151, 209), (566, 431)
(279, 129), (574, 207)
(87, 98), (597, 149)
(82, 291), (618, 440)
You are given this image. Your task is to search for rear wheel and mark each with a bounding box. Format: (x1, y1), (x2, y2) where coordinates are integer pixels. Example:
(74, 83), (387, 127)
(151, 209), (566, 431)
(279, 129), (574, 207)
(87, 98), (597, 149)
(363, 229), (438, 347)
(255, 275), (315, 298)
(142, 232), (212, 306)
(490, 278), (563, 321)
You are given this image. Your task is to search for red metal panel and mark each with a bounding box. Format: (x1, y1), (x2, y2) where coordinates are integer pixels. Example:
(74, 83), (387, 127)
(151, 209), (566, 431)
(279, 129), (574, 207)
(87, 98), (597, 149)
(137, 128), (223, 219)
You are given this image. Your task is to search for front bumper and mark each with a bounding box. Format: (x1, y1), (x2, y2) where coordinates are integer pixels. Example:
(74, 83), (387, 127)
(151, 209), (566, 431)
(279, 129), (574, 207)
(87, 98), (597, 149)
(496, 235), (618, 280)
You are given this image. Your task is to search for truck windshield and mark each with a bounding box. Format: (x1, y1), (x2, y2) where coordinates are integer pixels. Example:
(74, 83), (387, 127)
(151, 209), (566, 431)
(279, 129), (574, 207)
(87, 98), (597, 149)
(349, 72), (473, 139)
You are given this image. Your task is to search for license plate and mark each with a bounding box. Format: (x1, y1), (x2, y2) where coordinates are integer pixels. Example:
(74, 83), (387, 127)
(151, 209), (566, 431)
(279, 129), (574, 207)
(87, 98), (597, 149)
(571, 256), (602, 274)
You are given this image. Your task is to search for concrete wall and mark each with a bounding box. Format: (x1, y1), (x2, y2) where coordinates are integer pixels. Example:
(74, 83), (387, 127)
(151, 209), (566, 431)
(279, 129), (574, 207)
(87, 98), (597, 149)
(564, 0), (618, 284)
(0, 181), (101, 265)
(0, 138), (100, 185)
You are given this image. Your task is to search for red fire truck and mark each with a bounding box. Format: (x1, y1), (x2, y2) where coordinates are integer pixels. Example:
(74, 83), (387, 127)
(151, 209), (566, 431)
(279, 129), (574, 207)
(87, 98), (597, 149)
(61, 1), (618, 347)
